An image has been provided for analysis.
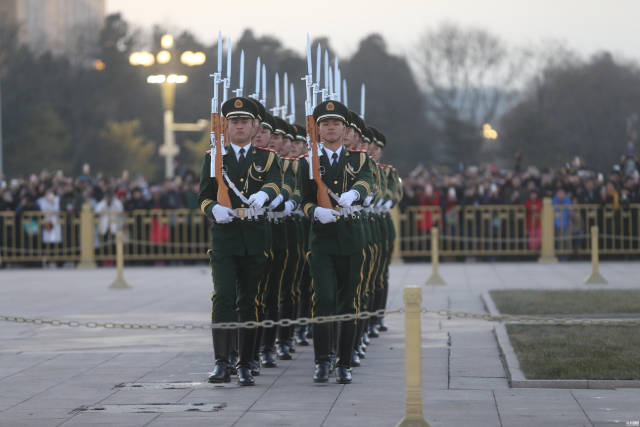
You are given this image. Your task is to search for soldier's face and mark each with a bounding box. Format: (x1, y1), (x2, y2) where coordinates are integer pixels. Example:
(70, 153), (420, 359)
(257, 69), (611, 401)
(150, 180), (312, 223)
(291, 140), (303, 156)
(269, 133), (284, 152)
(280, 137), (293, 157)
(227, 117), (253, 144)
(253, 125), (271, 147)
(318, 119), (346, 144)
(369, 144), (381, 161)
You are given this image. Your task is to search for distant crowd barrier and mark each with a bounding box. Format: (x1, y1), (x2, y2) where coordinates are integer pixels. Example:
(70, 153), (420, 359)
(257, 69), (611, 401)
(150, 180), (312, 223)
(0, 199), (639, 266)
(398, 199), (640, 261)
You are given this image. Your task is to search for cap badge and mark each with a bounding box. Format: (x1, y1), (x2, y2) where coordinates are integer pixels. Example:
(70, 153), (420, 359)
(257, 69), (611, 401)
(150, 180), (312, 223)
(234, 99), (243, 108)
(326, 102), (335, 111)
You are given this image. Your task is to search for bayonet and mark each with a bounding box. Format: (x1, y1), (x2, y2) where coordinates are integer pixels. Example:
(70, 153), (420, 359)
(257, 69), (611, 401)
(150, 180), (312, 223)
(272, 72), (280, 116)
(360, 83), (366, 119)
(234, 49), (244, 97)
(261, 64), (267, 106)
(334, 57), (340, 102)
(288, 83), (295, 124)
(283, 73), (289, 119)
(343, 79), (348, 107)
(223, 37), (231, 102)
(250, 57), (261, 100)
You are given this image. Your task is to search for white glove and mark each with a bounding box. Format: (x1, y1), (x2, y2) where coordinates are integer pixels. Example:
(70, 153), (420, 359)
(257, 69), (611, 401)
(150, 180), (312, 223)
(248, 191), (269, 208)
(338, 190), (359, 207)
(314, 206), (339, 224)
(384, 200), (393, 209)
(375, 198), (385, 208)
(268, 194), (284, 209)
(363, 195), (373, 207)
(212, 204), (235, 224)
(284, 200), (295, 216)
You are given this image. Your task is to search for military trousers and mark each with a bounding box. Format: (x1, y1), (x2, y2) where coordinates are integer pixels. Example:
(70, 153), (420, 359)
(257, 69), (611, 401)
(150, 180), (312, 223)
(309, 249), (365, 318)
(210, 251), (265, 323)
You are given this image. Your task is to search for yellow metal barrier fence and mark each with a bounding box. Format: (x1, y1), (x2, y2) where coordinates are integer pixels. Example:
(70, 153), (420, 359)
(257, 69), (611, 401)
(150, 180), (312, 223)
(1, 200), (639, 265)
(397, 200), (640, 259)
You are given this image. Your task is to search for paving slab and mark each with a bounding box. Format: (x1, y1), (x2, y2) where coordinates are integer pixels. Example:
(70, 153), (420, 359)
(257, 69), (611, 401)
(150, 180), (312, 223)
(0, 262), (639, 426)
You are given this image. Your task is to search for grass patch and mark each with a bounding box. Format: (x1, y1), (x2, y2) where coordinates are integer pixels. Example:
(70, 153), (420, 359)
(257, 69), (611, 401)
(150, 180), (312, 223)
(507, 324), (640, 380)
(490, 289), (640, 315)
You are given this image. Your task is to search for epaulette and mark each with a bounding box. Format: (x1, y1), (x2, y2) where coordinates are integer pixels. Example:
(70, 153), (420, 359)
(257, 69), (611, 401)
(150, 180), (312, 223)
(256, 146), (276, 153)
(205, 150), (211, 155)
(298, 153), (309, 159)
(379, 163), (391, 169)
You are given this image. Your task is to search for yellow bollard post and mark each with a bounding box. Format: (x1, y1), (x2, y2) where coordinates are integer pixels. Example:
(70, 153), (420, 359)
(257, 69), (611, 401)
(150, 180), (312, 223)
(396, 287), (431, 427)
(538, 197), (558, 263)
(425, 227), (445, 285)
(585, 226), (607, 284)
(391, 206), (404, 264)
(77, 203), (96, 269)
(109, 231), (131, 289)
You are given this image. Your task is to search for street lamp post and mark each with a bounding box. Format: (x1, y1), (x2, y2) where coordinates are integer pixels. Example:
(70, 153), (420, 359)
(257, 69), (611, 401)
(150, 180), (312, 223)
(129, 34), (206, 179)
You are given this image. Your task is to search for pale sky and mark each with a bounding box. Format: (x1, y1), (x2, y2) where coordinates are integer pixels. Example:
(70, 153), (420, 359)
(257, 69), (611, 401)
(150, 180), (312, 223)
(107, 0), (640, 61)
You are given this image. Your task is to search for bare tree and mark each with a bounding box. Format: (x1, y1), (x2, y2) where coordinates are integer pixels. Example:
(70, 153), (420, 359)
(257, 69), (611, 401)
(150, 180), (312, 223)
(414, 22), (527, 127)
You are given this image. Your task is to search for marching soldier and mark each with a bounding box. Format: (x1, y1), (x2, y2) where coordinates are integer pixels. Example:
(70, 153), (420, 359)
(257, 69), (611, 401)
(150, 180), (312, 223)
(302, 100), (373, 383)
(259, 115), (291, 367)
(368, 128), (401, 332)
(292, 124), (313, 347)
(199, 97), (282, 386)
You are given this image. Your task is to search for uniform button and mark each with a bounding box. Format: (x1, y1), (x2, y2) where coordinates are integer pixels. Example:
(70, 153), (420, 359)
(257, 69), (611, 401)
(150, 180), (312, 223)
(333, 180), (338, 185)
(240, 178), (244, 182)
(242, 204), (246, 208)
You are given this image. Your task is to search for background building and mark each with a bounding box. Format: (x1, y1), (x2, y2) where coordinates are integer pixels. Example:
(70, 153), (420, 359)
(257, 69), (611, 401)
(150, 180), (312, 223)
(0, 0), (105, 59)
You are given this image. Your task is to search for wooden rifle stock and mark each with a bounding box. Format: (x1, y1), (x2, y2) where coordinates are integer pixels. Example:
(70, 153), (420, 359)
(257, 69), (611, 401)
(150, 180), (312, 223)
(305, 115), (332, 209)
(212, 112), (232, 208)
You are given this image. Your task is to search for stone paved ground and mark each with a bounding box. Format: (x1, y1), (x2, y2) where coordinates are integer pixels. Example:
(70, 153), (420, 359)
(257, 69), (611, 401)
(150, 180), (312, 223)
(0, 262), (639, 426)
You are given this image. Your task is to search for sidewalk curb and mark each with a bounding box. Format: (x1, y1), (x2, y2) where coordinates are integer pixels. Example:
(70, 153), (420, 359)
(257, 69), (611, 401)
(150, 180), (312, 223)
(485, 292), (640, 390)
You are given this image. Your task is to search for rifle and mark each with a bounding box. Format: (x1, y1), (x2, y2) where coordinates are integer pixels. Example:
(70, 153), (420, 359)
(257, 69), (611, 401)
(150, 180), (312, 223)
(210, 31), (231, 208)
(304, 34), (332, 209)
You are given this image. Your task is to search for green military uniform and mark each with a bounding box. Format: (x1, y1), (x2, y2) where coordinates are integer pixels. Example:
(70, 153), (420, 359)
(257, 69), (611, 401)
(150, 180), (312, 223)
(259, 116), (290, 366)
(301, 100), (373, 384)
(199, 97), (281, 386)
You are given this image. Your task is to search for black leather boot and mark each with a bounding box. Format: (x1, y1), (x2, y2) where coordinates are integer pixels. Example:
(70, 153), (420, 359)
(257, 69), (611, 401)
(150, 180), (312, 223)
(276, 324), (292, 360)
(312, 323), (331, 383)
(260, 326), (278, 368)
(237, 329), (256, 386)
(295, 326), (309, 346)
(228, 328), (238, 375)
(351, 349), (361, 367)
(336, 321), (356, 384)
(251, 327), (261, 376)
(208, 329), (231, 383)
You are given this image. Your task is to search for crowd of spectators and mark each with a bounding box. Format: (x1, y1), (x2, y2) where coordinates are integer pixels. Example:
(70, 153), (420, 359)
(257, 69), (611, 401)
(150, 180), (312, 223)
(0, 164), (201, 216)
(401, 152), (640, 211)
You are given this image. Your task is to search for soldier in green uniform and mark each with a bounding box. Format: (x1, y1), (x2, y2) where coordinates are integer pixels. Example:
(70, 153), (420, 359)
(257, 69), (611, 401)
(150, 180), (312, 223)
(258, 115), (290, 367)
(273, 122), (302, 360)
(302, 100), (373, 383)
(247, 101), (273, 376)
(368, 128), (401, 332)
(199, 97), (282, 386)
(291, 124), (312, 347)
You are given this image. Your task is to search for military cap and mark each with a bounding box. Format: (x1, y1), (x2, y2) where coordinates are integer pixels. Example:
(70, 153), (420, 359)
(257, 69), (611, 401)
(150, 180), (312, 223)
(262, 113), (276, 131)
(313, 100), (349, 124)
(284, 123), (295, 140)
(273, 116), (288, 135)
(292, 123), (307, 141)
(362, 126), (374, 144)
(369, 126), (386, 148)
(348, 111), (365, 136)
(222, 96), (258, 119)
(248, 98), (266, 122)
